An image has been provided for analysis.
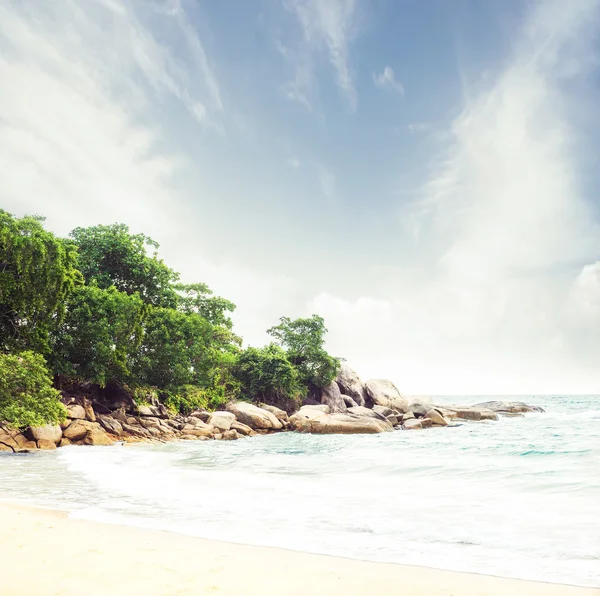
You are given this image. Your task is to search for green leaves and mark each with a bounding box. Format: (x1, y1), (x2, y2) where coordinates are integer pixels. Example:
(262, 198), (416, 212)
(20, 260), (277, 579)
(70, 223), (180, 308)
(49, 285), (146, 387)
(233, 344), (303, 409)
(0, 351), (66, 428)
(267, 315), (340, 389)
(0, 210), (80, 354)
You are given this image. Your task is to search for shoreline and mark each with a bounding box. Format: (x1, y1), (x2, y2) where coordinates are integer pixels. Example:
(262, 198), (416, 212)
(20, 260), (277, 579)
(1, 503), (598, 596)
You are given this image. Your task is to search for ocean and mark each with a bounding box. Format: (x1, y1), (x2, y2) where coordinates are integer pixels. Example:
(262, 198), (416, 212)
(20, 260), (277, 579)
(1, 395), (599, 588)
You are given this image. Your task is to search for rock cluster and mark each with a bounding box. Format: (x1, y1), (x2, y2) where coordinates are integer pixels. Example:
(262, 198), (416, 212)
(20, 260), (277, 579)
(0, 369), (545, 451)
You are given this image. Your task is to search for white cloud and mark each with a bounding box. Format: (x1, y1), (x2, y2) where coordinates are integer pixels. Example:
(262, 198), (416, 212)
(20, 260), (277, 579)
(288, 156), (301, 169)
(0, 0), (221, 236)
(306, 0), (600, 394)
(373, 66), (404, 96)
(407, 122), (430, 134)
(281, 0), (358, 110)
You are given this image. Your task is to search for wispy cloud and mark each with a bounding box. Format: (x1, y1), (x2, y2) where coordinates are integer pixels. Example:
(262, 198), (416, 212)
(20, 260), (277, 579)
(317, 165), (336, 197)
(288, 156), (301, 169)
(281, 0), (359, 111)
(309, 0), (600, 393)
(0, 0), (221, 235)
(407, 122), (430, 134)
(373, 66), (404, 96)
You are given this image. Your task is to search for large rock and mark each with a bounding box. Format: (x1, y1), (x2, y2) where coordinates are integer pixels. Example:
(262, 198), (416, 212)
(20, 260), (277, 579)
(341, 394), (359, 408)
(84, 428), (114, 446)
(347, 406), (386, 420)
(226, 402), (283, 430)
(37, 439), (57, 450)
(473, 401), (544, 414)
(208, 411), (236, 432)
(335, 364), (368, 407)
(66, 404), (86, 420)
(403, 419), (423, 430)
(407, 400), (431, 418)
(319, 381), (347, 413)
(364, 379), (409, 413)
(28, 425), (62, 445)
(424, 409), (449, 426)
(289, 406), (392, 434)
(63, 420), (96, 441)
(97, 415), (123, 436)
(259, 404), (289, 424)
(231, 421), (255, 436)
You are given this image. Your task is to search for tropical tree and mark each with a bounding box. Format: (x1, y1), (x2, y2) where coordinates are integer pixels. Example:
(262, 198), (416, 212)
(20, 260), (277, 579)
(0, 211), (80, 354)
(49, 285), (146, 387)
(233, 344), (303, 408)
(70, 223), (179, 308)
(267, 315), (340, 389)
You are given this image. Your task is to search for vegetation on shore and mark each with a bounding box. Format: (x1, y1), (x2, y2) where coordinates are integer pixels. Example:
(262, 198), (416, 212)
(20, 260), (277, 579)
(0, 210), (340, 428)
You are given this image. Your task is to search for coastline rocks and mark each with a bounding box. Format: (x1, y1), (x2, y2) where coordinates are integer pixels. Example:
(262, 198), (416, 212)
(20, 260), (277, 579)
(335, 364), (368, 407)
(28, 425), (62, 445)
(289, 406), (392, 434)
(37, 439), (57, 450)
(473, 401), (544, 414)
(84, 428), (114, 446)
(208, 411), (236, 432)
(365, 379), (409, 413)
(347, 406), (386, 421)
(424, 409), (449, 427)
(231, 421), (255, 436)
(66, 404), (86, 420)
(341, 394), (359, 408)
(63, 420), (96, 441)
(226, 402), (283, 430)
(407, 400), (432, 418)
(259, 404), (289, 424)
(190, 411), (210, 422)
(319, 381), (347, 413)
(403, 419), (423, 430)
(97, 415), (123, 436)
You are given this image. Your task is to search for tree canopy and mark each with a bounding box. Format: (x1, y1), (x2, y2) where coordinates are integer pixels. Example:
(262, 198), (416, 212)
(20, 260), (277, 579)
(0, 210), (342, 425)
(267, 315), (340, 389)
(0, 211), (80, 354)
(70, 223), (179, 308)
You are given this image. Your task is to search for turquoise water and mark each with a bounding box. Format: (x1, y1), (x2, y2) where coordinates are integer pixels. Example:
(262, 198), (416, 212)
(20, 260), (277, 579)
(1, 395), (599, 587)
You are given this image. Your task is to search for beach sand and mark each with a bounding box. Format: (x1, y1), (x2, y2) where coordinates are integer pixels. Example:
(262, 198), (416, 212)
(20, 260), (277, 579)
(1, 504), (598, 596)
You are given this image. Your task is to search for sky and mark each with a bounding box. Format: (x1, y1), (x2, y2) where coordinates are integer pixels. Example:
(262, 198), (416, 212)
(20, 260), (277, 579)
(2, 0), (600, 395)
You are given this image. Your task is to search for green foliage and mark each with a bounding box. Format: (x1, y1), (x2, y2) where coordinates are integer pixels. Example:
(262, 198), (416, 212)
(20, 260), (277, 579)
(135, 307), (218, 388)
(49, 285), (146, 387)
(175, 282), (236, 329)
(267, 315), (340, 389)
(0, 211), (80, 354)
(234, 344), (303, 408)
(0, 351), (66, 428)
(70, 223), (179, 308)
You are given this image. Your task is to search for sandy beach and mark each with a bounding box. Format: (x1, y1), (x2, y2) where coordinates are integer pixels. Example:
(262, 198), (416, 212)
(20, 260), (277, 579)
(0, 504), (597, 596)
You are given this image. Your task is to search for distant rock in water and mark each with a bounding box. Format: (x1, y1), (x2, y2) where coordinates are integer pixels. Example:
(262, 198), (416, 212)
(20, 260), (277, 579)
(472, 401), (545, 414)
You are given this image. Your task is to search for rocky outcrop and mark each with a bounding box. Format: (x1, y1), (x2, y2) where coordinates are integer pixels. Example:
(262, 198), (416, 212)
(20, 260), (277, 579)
(28, 425), (62, 445)
(336, 364), (368, 407)
(289, 406), (392, 434)
(365, 379), (409, 413)
(226, 402), (283, 430)
(319, 381), (347, 413)
(472, 401), (544, 414)
(208, 411), (236, 432)
(424, 409), (449, 426)
(259, 404), (289, 425)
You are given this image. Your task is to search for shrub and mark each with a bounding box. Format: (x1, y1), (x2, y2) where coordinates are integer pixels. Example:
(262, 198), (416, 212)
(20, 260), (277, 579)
(0, 351), (66, 428)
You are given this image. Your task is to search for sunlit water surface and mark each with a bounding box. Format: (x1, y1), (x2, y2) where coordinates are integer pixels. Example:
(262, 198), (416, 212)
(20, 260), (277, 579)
(1, 395), (599, 587)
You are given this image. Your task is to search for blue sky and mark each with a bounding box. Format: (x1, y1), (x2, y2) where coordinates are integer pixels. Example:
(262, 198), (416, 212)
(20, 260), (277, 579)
(2, 0), (600, 393)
